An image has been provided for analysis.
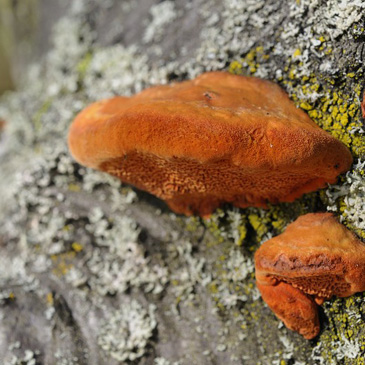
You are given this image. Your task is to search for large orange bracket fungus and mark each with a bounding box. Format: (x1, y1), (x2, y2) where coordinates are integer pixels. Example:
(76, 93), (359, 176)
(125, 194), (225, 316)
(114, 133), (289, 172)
(255, 213), (365, 339)
(68, 72), (352, 216)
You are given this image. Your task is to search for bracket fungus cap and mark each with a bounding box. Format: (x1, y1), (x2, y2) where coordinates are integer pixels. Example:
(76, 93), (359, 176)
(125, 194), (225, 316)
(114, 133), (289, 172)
(68, 72), (352, 216)
(255, 213), (365, 339)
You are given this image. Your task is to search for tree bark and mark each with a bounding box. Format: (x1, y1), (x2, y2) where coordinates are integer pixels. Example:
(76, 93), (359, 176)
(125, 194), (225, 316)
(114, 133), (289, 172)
(1, 0), (365, 364)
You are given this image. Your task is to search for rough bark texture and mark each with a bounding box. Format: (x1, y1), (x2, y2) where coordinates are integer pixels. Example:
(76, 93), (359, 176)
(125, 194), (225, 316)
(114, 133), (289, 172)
(1, 0), (365, 364)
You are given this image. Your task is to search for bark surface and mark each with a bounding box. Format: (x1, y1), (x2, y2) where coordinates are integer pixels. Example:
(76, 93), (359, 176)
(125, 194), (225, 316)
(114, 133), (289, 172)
(1, 0), (365, 364)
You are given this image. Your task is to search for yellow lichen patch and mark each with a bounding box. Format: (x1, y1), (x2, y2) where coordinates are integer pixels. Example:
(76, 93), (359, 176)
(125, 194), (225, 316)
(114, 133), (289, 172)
(342, 211), (365, 240)
(46, 292), (54, 306)
(229, 60), (243, 75)
(299, 101), (313, 111)
(235, 224), (247, 247)
(228, 45), (269, 76)
(68, 183), (81, 192)
(71, 242), (83, 252)
(208, 282), (219, 294)
(248, 213), (270, 243)
(62, 224), (72, 232)
(293, 48), (301, 58)
(184, 216), (201, 233)
(245, 196), (318, 247)
(51, 251), (76, 276)
(316, 294), (365, 363)
(290, 74), (365, 157)
(204, 210), (227, 244)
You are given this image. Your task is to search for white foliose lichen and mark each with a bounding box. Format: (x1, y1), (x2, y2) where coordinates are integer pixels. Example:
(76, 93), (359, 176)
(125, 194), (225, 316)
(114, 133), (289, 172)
(45, 17), (94, 97)
(83, 45), (149, 100)
(311, 333), (362, 364)
(326, 159), (365, 230)
(97, 300), (156, 362)
(169, 241), (210, 302)
(6, 349), (40, 365)
(154, 357), (180, 365)
(85, 210), (168, 295)
(225, 209), (247, 246)
(143, 1), (178, 44)
(301, 0), (365, 39)
(54, 349), (83, 365)
(214, 247), (255, 309)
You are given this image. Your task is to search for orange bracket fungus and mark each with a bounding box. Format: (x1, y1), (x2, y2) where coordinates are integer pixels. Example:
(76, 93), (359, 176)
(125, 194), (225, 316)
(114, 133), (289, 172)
(68, 72), (352, 216)
(255, 213), (365, 339)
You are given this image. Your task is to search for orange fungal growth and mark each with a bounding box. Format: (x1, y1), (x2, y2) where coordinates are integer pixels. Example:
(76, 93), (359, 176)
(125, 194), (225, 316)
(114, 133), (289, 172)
(68, 72), (352, 216)
(255, 213), (365, 339)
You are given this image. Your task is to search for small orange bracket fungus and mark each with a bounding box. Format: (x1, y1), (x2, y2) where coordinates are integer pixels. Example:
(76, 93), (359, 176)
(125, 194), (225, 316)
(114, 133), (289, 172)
(68, 72), (352, 216)
(255, 213), (365, 339)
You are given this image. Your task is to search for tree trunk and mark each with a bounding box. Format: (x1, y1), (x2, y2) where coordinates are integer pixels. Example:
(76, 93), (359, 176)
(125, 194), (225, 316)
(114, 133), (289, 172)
(1, 0), (365, 364)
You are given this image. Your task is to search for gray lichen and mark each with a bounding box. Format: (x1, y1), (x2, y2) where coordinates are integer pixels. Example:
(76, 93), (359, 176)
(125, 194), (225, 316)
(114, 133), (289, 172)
(327, 159), (365, 232)
(143, 1), (178, 44)
(97, 300), (157, 362)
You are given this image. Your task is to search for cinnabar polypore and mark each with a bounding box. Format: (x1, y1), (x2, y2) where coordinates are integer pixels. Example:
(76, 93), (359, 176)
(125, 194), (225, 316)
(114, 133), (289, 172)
(68, 72), (352, 216)
(255, 213), (365, 339)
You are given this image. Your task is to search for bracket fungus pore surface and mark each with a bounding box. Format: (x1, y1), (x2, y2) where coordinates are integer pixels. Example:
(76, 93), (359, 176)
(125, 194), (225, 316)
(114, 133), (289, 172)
(255, 213), (365, 339)
(68, 72), (352, 216)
